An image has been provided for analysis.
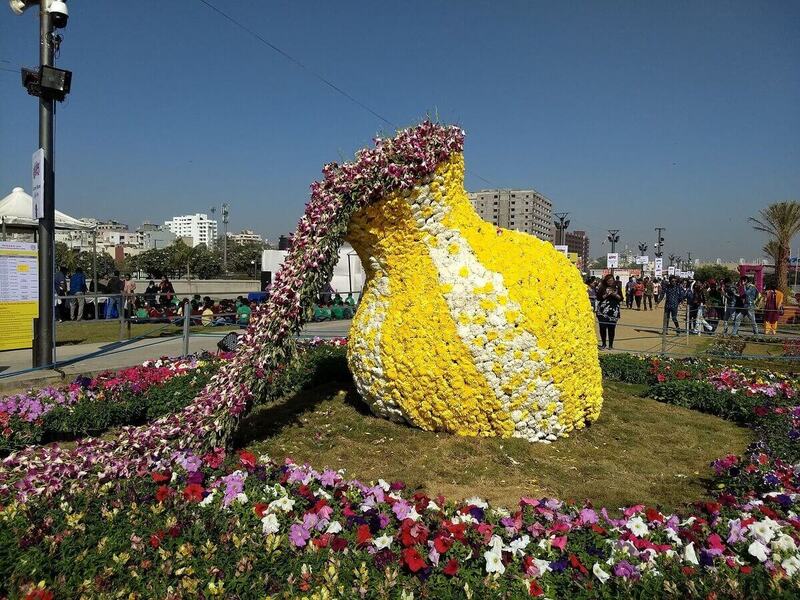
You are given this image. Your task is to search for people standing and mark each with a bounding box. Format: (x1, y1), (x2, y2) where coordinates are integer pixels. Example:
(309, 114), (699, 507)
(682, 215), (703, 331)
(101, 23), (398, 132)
(653, 278), (662, 306)
(105, 270), (124, 319)
(123, 275), (136, 317)
(69, 267), (87, 321)
(658, 275), (685, 335)
(763, 283), (784, 335)
(720, 278), (737, 334)
(54, 265), (68, 322)
(732, 277), (759, 335)
(158, 276), (175, 307)
(595, 274), (623, 350)
(634, 279), (644, 310)
(644, 277), (654, 311)
(586, 276), (597, 312)
(144, 280), (158, 305)
(625, 277), (635, 309)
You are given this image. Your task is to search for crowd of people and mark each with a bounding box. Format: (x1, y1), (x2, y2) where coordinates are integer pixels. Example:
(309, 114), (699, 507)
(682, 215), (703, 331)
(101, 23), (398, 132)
(311, 292), (358, 322)
(53, 266), (260, 328)
(587, 273), (784, 350)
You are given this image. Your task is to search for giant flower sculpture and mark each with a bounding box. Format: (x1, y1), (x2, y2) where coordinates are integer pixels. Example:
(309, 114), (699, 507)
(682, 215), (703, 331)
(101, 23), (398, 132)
(0, 122), (601, 501)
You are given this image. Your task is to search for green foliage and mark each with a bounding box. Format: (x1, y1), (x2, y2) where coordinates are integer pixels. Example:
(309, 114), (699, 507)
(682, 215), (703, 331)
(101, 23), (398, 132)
(648, 380), (758, 424)
(598, 353), (651, 384)
(693, 264), (740, 283)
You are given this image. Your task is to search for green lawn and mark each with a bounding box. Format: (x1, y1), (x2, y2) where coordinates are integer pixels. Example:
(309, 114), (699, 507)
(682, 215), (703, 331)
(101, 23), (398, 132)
(236, 380), (752, 512)
(54, 321), (238, 345)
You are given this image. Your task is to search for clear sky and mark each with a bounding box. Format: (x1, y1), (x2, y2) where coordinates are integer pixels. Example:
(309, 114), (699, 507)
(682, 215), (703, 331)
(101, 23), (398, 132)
(1, 1), (798, 262)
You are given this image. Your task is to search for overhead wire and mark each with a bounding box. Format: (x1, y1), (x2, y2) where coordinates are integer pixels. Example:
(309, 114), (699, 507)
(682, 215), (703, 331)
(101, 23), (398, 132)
(195, 0), (498, 187)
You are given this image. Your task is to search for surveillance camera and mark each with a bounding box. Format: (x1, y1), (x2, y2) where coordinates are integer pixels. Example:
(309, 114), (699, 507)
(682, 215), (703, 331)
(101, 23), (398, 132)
(48, 0), (68, 28)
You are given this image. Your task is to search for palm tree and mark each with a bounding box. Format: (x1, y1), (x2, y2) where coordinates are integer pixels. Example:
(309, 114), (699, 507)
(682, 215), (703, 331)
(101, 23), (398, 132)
(750, 202), (800, 294)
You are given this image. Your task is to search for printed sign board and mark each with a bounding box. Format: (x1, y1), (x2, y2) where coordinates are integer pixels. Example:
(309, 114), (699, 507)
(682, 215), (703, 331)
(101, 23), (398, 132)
(607, 253), (619, 268)
(554, 245), (569, 256)
(0, 241), (39, 350)
(636, 255), (649, 265)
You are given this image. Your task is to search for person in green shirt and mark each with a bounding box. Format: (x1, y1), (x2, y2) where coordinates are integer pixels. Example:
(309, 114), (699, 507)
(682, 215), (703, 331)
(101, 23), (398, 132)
(135, 305), (149, 321)
(345, 293), (356, 307)
(331, 303), (345, 320)
(236, 299), (252, 326)
(333, 293), (344, 306)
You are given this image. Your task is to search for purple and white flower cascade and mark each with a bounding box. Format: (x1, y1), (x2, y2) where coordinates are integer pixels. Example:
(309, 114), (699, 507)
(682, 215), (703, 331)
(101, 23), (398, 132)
(0, 121), (465, 502)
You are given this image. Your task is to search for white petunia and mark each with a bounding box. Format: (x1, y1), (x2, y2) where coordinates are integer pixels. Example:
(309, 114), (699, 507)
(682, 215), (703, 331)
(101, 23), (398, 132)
(465, 496), (488, 509)
(198, 489), (217, 507)
(626, 516), (649, 537)
(325, 521), (342, 534)
(748, 540), (770, 563)
(593, 563), (610, 583)
(683, 542), (699, 565)
(236, 492), (248, 505)
(509, 535), (530, 556)
(374, 534), (393, 550)
(269, 496), (295, 513)
(750, 519), (778, 545)
(782, 555), (800, 577)
(484, 535), (506, 574)
(772, 533), (797, 553)
(261, 513), (280, 535)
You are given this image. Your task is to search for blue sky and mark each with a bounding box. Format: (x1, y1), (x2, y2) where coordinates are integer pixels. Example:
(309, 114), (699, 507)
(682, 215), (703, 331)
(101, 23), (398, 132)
(1, 1), (798, 261)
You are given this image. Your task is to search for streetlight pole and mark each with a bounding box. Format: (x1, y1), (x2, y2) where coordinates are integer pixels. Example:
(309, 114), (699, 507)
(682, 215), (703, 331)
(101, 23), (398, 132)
(553, 212), (570, 247)
(35, 3), (55, 367)
(607, 229), (620, 276)
(654, 227), (665, 258)
(222, 203), (229, 272)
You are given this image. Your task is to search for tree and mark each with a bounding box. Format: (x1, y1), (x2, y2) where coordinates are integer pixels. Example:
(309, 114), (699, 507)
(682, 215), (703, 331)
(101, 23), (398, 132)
(750, 201), (800, 294)
(54, 241), (78, 271)
(75, 250), (116, 280)
(692, 264), (739, 283)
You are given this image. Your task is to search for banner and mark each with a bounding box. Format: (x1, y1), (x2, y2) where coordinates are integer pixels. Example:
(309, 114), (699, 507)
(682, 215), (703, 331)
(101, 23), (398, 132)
(0, 242), (39, 351)
(667, 266), (676, 276)
(554, 245), (568, 256)
(654, 257), (663, 271)
(635, 255), (649, 265)
(607, 253), (619, 268)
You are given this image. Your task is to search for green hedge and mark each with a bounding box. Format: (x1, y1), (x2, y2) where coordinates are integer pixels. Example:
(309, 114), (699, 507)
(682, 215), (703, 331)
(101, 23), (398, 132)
(598, 353), (651, 385)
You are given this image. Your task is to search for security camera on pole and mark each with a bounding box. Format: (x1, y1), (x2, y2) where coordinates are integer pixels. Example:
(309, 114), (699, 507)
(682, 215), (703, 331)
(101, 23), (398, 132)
(10, 0), (72, 368)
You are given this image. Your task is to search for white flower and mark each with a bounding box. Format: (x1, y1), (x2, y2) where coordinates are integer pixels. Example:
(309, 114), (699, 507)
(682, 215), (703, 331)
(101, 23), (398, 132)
(377, 479), (390, 491)
(484, 535), (505, 574)
(508, 535), (530, 556)
(748, 540), (770, 563)
(269, 496), (295, 513)
(198, 489), (216, 507)
(533, 558), (552, 575)
(261, 513), (280, 535)
(683, 542), (699, 565)
(427, 500), (441, 512)
(325, 521), (342, 534)
(465, 496), (488, 509)
(750, 519), (778, 545)
(374, 534), (393, 550)
(593, 563), (610, 583)
(236, 492), (248, 505)
(782, 555), (800, 577)
(626, 516), (649, 537)
(406, 506), (421, 522)
(772, 533), (797, 553)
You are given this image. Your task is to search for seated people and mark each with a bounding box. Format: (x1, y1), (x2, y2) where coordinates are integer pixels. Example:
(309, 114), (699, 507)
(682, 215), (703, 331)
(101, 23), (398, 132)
(237, 298), (252, 326)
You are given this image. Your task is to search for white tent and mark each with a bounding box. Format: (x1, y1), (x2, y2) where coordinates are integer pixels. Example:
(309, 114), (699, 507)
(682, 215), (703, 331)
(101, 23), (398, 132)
(0, 187), (92, 231)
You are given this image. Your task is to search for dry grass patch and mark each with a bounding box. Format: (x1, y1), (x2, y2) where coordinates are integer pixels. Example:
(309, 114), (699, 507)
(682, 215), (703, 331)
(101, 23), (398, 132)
(237, 381), (752, 512)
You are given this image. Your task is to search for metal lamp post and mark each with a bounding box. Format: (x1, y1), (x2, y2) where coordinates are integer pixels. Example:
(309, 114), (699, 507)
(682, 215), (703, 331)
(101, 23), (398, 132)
(10, 0), (72, 367)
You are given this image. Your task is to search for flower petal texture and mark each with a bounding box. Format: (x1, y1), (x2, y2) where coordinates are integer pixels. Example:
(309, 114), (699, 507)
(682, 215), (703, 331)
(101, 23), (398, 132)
(346, 153), (602, 440)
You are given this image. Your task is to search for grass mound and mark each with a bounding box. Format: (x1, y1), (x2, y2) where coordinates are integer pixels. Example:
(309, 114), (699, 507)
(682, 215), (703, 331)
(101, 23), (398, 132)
(236, 380), (751, 511)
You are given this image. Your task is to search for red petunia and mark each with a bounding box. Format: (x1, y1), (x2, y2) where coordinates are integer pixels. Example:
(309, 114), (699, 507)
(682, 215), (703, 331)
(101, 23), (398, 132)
(149, 534), (161, 548)
(254, 502), (269, 518)
(433, 534), (453, 554)
(151, 471), (170, 483)
(569, 553), (589, 575)
(356, 524), (372, 546)
(645, 507), (664, 523)
(182, 483), (205, 502)
(202, 447), (225, 468)
(442, 558), (459, 576)
(529, 579), (544, 597)
(402, 547), (427, 573)
(399, 519), (429, 547)
(331, 536), (348, 552)
(239, 450), (257, 469)
(155, 485), (172, 503)
(24, 589), (54, 600)
(313, 533), (331, 548)
(740, 565), (752, 574)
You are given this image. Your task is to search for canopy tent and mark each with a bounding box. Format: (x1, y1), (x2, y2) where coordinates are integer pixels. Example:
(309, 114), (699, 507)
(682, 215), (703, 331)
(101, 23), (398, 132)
(0, 187), (93, 237)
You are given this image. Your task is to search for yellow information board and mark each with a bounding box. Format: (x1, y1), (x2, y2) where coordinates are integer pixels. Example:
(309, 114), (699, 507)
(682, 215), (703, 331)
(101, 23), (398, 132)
(0, 242), (39, 351)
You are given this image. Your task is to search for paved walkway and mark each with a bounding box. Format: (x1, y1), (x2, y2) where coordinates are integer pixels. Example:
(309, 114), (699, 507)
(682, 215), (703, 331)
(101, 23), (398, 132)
(0, 320), (354, 390)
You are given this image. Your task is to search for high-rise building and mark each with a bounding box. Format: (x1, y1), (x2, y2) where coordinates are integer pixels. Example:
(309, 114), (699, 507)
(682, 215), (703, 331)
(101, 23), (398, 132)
(467, 189), (553, 241)
(164, 213), (218, 248)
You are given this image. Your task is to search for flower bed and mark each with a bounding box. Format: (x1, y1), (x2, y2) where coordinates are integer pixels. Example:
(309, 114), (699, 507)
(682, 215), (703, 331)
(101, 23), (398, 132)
(706, 337), (747, 358)
(0, 355), (222, 453)
(2, 451), (797, 599)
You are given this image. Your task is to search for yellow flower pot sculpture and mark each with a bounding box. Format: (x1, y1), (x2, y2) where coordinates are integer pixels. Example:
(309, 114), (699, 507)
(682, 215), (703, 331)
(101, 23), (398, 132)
(346, 154), (602, 442)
